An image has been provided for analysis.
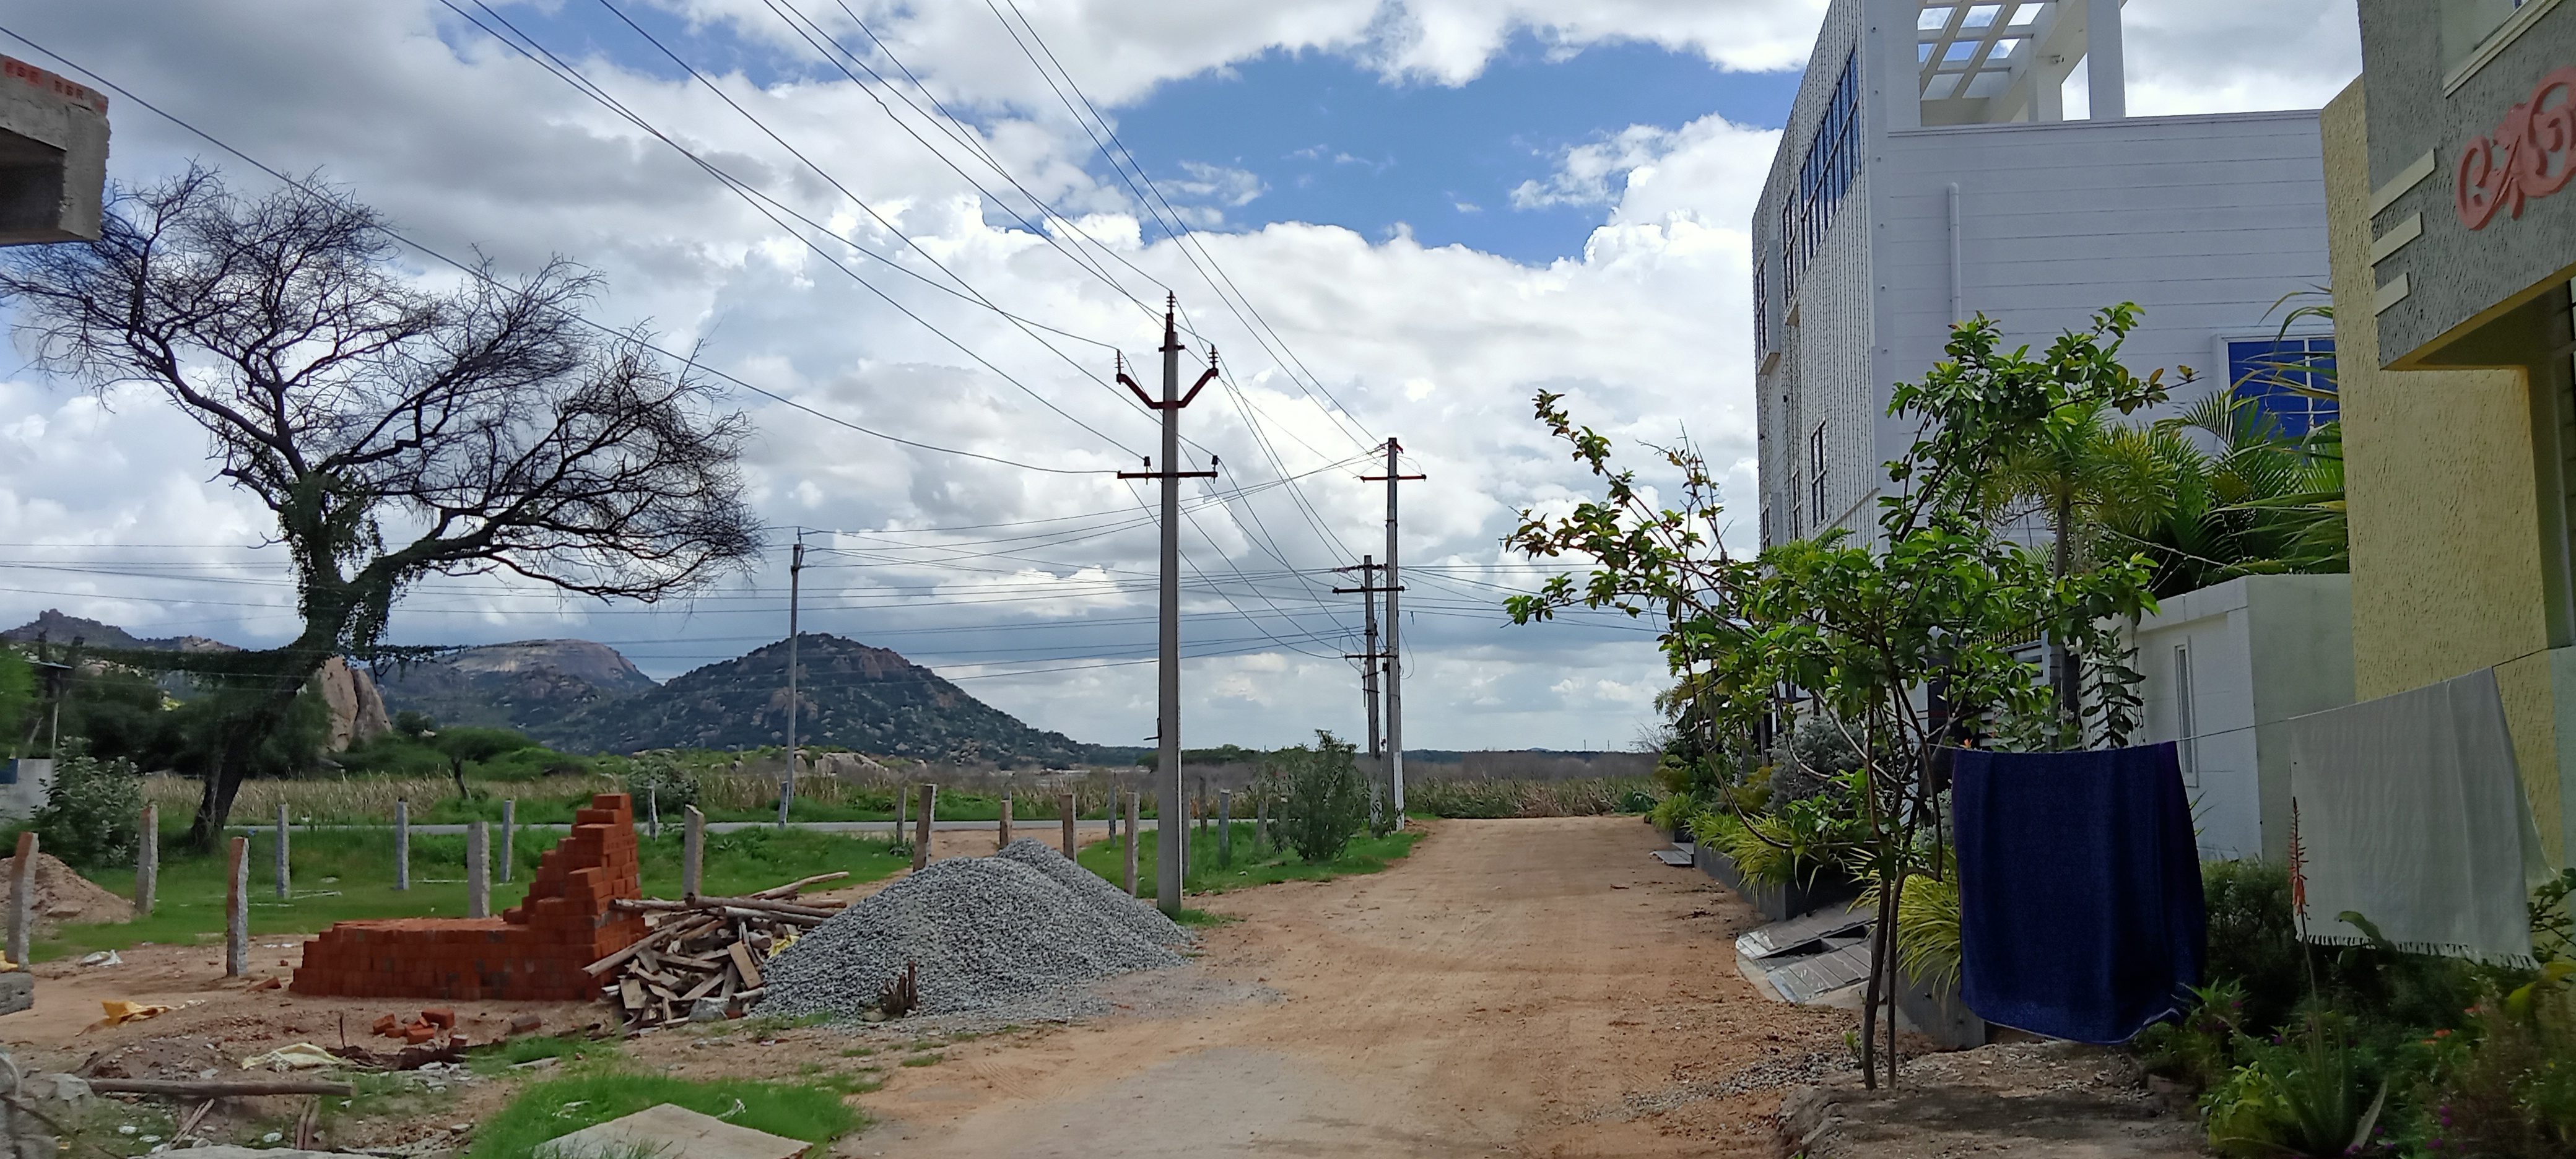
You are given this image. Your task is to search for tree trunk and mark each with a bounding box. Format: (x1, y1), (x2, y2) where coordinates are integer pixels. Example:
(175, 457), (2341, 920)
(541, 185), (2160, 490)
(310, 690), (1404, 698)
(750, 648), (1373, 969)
(1861, 879), (1892, 1090)
(2052, 488), (2079, 729)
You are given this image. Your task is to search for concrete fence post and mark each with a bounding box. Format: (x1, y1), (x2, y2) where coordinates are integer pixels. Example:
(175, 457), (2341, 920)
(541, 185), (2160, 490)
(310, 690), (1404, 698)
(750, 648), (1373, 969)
(998, 793), (1013, 851)
(393, 799), (410, 892)
(1060, 792), (1077, 859)
(648, 783), (660, 840)
(893, 782), (906, 844)
(1123, 791), (1141, 898)
(136, 802), (158, 918)
(1219, 790), (1233, 869)
(912, 784), (935, 872)
(682, 805), (705, 901)
(225, 835), (247, 978)
(466, 820), (490, 919)
(274, 802), (290, 900)
(499, 798), (515, 883)
(6, 831), (33, 968)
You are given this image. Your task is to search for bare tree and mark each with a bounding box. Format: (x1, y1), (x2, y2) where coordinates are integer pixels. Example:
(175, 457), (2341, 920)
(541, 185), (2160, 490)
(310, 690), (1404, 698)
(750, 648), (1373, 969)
(0, 167), (762, 848)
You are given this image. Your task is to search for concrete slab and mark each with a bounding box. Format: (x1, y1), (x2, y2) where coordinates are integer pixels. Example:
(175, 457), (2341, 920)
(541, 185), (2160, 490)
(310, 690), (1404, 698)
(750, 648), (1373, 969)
(534, 1103), (810, 1159)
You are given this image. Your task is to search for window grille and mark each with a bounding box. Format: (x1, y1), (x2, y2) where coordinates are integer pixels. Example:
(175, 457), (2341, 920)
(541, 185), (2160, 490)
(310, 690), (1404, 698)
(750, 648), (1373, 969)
(1754, 249), (1770, 362)
(1782, 51), (1860, 303)
(1788, 471), (1803, 539)
(1809, 423), (1828, 523)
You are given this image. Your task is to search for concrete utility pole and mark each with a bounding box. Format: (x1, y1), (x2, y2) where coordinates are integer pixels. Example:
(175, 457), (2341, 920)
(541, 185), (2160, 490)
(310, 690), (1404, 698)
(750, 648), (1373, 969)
(1364, 439), (1424, 817)
(1334, 556), (1388, 760)
(1116, 297), (1219, 916)
(780, 537), (806, 829)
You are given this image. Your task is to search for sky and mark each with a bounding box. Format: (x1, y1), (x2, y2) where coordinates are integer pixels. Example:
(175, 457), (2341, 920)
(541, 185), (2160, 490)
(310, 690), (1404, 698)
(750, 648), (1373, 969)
(0, 0), (2362, 753)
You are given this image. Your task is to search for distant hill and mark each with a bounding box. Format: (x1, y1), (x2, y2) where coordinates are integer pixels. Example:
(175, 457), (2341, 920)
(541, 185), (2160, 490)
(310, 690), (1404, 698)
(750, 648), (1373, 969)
(2, 609), (238, 654)
(375, 640), (655, 739)
(374, 633), (1108, 764)
(563, 633), (1100, 765)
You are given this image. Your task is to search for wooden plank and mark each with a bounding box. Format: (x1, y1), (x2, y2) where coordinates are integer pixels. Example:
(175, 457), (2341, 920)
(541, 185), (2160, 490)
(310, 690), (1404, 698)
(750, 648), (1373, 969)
(619, 978), (646, 1011)
(679, 973), (724, 1002)
(728, 941), (764, 989)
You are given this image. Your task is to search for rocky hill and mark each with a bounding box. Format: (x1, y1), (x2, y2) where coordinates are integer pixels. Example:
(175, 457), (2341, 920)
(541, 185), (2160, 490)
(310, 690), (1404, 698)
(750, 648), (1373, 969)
(564, 633), (1099, 765)
(2, 609), (238, 653)
(374, 639), (655, 739)
(373, 633), (1103, 763)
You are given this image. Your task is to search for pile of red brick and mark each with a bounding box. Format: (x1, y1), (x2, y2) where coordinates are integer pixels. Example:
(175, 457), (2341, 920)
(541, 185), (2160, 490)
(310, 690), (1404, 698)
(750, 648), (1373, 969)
(291, 794), (649, 1001)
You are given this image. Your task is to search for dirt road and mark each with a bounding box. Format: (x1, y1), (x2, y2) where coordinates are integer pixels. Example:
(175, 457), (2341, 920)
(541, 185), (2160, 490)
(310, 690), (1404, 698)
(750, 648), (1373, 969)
(850, 816), (1849, 1158)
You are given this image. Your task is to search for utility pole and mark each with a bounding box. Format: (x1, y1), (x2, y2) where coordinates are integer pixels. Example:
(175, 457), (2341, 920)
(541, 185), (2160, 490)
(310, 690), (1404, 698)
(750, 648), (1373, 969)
(1333, 556), (1388, 759)
(1117, 297), (1219, 915)
(780, 536), (804, 829)
(1364, 440), (1424, 817)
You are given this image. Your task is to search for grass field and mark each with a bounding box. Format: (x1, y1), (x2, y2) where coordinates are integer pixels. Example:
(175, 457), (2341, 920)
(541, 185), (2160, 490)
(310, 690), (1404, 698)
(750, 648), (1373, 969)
(468, 1069), (864, 1159)
(35, 825), (908, 960)
(1074, 822), (1421, 900)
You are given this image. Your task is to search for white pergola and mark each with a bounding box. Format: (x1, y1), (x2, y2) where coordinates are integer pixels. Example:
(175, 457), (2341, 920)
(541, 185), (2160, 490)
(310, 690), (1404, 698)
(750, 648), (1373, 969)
(1913, 0), (2124, 126)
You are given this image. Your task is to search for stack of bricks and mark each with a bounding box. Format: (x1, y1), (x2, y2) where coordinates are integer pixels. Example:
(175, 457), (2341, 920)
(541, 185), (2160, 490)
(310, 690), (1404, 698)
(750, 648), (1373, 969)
(291, 794), (647, 1001)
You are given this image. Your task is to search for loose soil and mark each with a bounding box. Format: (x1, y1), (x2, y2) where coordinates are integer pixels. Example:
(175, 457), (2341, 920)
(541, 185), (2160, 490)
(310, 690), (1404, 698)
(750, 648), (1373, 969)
(0, 817), (1848, 1157)
(1, 853), (136, 938)
(833, 816), (1850, 1157)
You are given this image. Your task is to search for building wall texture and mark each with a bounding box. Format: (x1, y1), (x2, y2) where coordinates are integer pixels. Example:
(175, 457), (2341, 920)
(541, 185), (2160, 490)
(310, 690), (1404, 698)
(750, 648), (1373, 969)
(2326, 80), (2572, 864)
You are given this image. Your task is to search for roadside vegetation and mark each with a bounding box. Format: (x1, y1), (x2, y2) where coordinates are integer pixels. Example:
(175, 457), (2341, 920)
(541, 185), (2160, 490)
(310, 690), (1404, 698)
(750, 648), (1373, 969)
(27, 824), (907, 961)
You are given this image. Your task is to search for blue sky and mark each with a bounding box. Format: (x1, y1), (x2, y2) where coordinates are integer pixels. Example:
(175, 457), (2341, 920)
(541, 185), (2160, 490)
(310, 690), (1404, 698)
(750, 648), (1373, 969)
(1095, 38), (1795, 263)
(448, 3), (1799, 264)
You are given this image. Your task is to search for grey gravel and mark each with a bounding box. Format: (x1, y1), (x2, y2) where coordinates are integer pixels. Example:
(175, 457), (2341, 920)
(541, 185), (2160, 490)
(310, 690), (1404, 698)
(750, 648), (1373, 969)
(993, 838), (1194, 947)
(760, 855), (1185, 1018)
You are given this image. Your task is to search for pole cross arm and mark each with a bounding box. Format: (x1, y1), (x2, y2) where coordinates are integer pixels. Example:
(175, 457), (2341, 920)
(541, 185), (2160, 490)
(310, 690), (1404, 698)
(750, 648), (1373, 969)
(1361, 474), (1427, 482)
(1118, 366), (1222, 410)
(1331, 585), (1404, 594)
(1117, 469), (1219, 479)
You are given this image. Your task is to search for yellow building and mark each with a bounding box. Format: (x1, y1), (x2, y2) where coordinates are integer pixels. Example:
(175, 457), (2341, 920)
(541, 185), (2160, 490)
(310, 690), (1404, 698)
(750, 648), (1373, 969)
(2327, 1), (2576, 866)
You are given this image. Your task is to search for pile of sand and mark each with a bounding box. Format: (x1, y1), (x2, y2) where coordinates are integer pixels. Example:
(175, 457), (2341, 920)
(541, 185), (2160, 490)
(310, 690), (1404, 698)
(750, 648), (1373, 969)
(0, 851), (135, 932)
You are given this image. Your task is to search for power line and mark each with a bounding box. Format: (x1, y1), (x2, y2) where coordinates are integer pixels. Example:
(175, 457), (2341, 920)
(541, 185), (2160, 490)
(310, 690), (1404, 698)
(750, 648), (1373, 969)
(0, 25), (1121, 479)
(989, 0), (1376, 452)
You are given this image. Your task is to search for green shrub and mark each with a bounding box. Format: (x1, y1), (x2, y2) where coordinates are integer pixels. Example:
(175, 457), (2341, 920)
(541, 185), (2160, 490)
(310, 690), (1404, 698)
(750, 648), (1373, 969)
(1646, 792), (1695, 831)
(2203, 1014), (2393, 1158)
(1272, 731), (1367, 863)
(30, 747), (144, 869)
(2203, 859), (2307, 1031)
(2136, 979), (2252, 1093)
(621, 752), (701, 813)
(2400, 963), (2576, 1155)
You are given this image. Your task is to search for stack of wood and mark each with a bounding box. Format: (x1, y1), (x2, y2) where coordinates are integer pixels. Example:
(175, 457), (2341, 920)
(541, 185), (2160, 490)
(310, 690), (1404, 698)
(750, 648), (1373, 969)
(584, 872), (849, 1030)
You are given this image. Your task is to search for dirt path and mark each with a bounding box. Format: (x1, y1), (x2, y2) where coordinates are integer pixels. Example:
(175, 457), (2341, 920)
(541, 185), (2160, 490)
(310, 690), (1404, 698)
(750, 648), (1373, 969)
(847, 816), (1848, 1158)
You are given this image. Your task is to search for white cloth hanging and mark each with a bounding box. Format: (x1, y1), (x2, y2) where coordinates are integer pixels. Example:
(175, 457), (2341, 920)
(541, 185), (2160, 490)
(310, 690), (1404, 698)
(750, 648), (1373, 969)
(2285, 667), (2549, 965)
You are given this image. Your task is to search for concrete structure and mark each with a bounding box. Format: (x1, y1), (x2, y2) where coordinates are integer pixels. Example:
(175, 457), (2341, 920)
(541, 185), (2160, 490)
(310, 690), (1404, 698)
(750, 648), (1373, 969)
(1754, 1), (2333, 549)
(0, 56), (106, 245)
(2128, 576), (2356, 861)
(2326, 1), (2576, 867)
(292, 794), (645, 1000)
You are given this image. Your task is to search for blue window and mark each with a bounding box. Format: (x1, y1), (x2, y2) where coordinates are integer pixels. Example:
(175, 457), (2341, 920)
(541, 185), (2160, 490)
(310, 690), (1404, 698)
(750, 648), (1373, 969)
(2227, 337), (2338, 437)
(1782, 51), (1860, 302)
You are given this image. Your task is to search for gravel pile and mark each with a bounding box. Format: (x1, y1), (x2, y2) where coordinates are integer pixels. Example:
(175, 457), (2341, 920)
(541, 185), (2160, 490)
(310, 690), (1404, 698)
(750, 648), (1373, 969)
(760, 855), (1186, 1018)
(993, 838), (1194, 947)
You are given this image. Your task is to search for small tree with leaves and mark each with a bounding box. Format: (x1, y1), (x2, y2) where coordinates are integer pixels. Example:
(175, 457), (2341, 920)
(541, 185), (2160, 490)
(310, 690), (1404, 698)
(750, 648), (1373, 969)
(1507, 306), (2170, 1087)
(0, 168), (760, 849)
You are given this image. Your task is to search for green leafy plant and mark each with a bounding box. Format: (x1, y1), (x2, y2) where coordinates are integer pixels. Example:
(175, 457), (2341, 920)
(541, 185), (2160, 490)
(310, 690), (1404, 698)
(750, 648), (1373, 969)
(2204, 1015), (2390, 1158)
(620, 751), (702, 814)
(2137, 979), (2252, 1093)
(1507, 305), (2172, 1088)
(2401, 963), (2576, 1156)
(1271, 732), (1368, 864)
(28, 745), (144, 869)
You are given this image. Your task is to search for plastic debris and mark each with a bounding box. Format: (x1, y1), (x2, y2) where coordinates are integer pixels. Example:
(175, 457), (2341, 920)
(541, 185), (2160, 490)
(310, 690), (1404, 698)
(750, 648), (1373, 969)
(241, 1044), (339, 1072)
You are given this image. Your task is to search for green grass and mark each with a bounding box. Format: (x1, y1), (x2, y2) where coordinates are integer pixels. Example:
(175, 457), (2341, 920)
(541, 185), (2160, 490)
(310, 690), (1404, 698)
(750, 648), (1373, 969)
(35, 825), (908, 960)
(1074, 823), (1421, 900)
(466, 1034), (617, 1077)
(469, 1072), (861, 1159)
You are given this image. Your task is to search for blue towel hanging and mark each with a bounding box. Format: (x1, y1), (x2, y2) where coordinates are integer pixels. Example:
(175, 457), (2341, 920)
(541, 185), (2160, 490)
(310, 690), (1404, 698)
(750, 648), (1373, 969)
(1951, 742), (2206, 1044)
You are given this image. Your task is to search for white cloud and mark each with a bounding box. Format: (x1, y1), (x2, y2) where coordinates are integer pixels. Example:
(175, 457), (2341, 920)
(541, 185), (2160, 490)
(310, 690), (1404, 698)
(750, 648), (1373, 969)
(0, 0), (2364, 752)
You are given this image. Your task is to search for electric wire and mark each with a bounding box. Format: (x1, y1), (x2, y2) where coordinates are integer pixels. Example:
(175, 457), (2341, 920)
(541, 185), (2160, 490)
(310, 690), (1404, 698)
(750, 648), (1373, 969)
(0, 27), (1124, 479)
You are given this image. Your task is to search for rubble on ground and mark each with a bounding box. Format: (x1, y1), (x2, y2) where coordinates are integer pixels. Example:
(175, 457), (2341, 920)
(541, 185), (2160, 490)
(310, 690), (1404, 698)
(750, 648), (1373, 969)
(759, 849), (1184, 1019)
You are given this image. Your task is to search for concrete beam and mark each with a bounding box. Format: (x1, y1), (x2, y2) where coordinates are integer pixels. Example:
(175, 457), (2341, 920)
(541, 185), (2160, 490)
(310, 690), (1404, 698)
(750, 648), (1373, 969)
(0, 56), (108, 246)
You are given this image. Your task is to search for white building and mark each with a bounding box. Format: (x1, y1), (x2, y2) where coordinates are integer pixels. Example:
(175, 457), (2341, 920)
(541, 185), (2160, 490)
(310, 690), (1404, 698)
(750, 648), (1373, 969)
(1753, 1), (2334, 549)
(2129, 575), (2355, 861)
